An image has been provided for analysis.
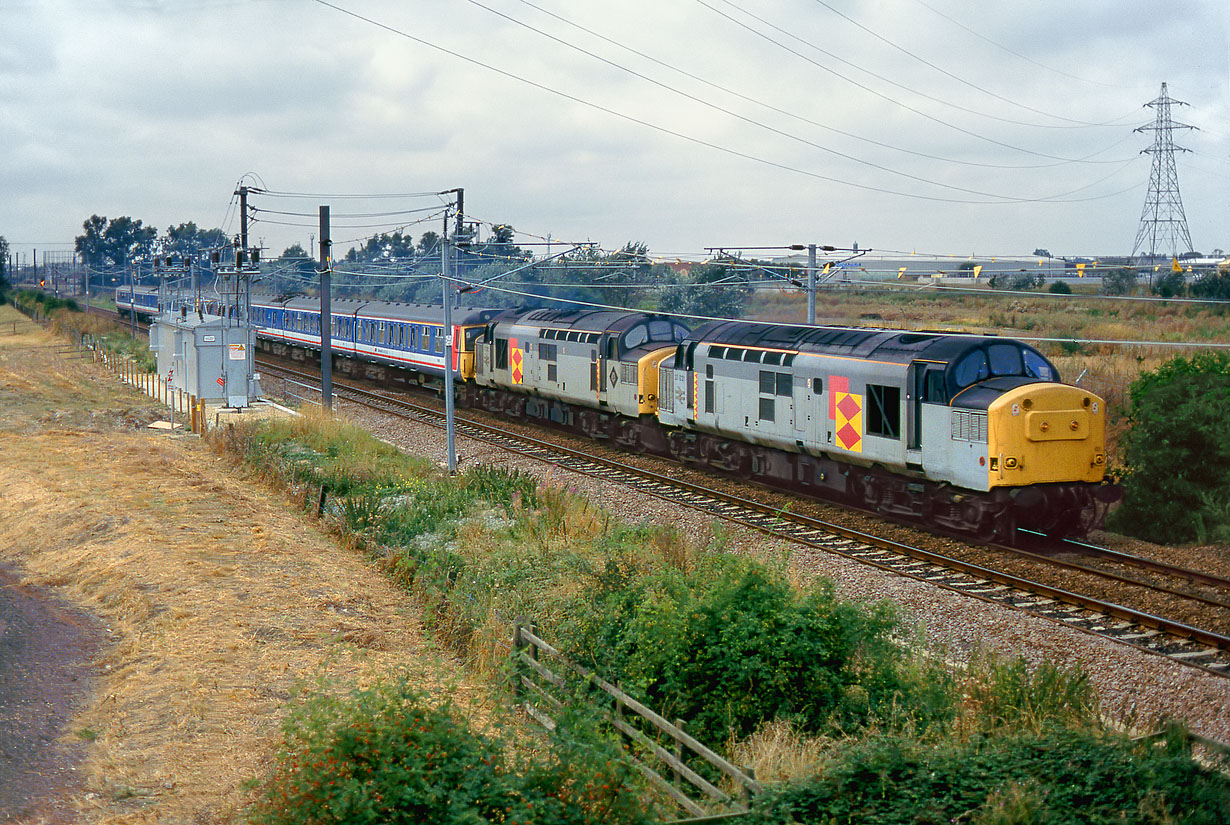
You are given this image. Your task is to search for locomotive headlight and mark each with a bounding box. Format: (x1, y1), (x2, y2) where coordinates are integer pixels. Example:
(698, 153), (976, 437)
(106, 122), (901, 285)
(1005, 456), (1019, 469)
(1070, 420), (1080, 431)
(1094, 454), (1105, 465)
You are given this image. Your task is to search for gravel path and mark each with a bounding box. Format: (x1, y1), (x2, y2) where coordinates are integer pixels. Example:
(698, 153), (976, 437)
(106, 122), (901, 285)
(336, 395), (1230, 742)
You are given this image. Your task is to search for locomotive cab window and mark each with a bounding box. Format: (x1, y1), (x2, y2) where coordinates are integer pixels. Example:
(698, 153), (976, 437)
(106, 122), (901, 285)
(1023, 349), (1055, 381)
(867, 384), (901, 439)
(953, 350), (989, 388)
(622, 325), (649, 350)
(924, 370), (947, 403)
(988, 344), (1022, 376)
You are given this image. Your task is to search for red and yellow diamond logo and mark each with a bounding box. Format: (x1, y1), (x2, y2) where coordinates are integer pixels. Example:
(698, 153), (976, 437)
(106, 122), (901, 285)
(510, 340), (524, 385)
(829, 375), (862, 453)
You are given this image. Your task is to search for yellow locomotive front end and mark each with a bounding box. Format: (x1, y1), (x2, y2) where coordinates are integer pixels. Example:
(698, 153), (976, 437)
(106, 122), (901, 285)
(986, 383), (1108, 488)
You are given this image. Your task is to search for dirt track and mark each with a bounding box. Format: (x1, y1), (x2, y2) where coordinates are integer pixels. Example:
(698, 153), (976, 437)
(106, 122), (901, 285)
(0, 563), (100, 823)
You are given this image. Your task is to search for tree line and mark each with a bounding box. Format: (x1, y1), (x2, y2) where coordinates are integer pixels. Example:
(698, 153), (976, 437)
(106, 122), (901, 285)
(67, 213), (757, 319)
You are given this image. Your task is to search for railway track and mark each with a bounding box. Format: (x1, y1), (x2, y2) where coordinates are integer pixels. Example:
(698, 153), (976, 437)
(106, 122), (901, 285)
(68, 308), (1230, 671)
(257, 359), (1230, 678)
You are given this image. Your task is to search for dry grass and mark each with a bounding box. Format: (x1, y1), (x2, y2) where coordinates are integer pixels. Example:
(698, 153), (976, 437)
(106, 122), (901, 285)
(0, 306), (490, 824)
(726, 719), (834, 784)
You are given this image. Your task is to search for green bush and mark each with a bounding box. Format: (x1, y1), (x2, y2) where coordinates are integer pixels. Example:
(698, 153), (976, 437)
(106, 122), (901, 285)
(1152, 270), (1187, 298)
(1190, 270), (1230, 300)
(1109, 352), (1230, 543)
(749, 726), (1230, 825)
(248, 677), (653, 825)
(1047, 280), (1072, 294)
(557, 558), (954, 745)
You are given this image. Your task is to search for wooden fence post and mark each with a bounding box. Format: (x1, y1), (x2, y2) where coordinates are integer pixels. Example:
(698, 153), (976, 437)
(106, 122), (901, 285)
(512, 622), (525, 701)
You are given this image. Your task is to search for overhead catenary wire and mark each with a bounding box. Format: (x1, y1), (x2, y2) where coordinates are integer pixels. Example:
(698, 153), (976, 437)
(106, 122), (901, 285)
(438, 278), (1230, 350)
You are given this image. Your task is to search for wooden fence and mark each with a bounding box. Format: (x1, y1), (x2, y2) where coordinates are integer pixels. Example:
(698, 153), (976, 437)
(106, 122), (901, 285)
(512, 623), (760, 823)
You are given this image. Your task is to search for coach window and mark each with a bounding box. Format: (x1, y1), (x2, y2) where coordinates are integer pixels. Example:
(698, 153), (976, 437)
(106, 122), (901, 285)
(435, 329), (445, 354)
(867, 384), (901, 439)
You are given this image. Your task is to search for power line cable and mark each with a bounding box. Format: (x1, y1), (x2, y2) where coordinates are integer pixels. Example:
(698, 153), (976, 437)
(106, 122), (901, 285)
(907, 0), (1122, 89)
(700, 0), (1130, 159)
(308, 0), (1139, 205)
(508, 0), (1131, 170)
(805, 0), (1120, 126)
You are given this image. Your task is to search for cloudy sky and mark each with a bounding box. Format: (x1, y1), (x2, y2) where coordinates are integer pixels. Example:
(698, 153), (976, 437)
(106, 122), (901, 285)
(3, 0), (1228, 267)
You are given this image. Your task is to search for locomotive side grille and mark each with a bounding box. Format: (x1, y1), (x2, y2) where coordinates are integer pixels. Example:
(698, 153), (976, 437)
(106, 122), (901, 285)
(659, 368), (674, 412)
(621, 362), (638, 384)
(952, 410), (988, 442)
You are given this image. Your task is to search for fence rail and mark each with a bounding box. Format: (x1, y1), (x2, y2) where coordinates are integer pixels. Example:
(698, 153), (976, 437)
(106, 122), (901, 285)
(513, 623), (759, 822)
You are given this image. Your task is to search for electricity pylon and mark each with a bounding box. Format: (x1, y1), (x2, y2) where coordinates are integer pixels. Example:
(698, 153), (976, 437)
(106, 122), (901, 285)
(1131, 82), (1196, 263)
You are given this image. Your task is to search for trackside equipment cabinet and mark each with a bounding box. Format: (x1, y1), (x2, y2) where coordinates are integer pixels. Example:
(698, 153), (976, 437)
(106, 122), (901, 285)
(150, 310), (263, 406)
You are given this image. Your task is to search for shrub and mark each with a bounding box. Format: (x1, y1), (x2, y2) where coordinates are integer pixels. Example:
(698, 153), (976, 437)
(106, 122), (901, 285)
(749, 727), (1230, 825)
(557, 558), (954, 745)
(1152, 270), (1187, 298)
(1101, 268), (1138, 295)
(1190, 270), (1230, 300)
(1047, 280), (1072, 294)
(248, 677), (654, 825)
(1109, 351), (1230, 543)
